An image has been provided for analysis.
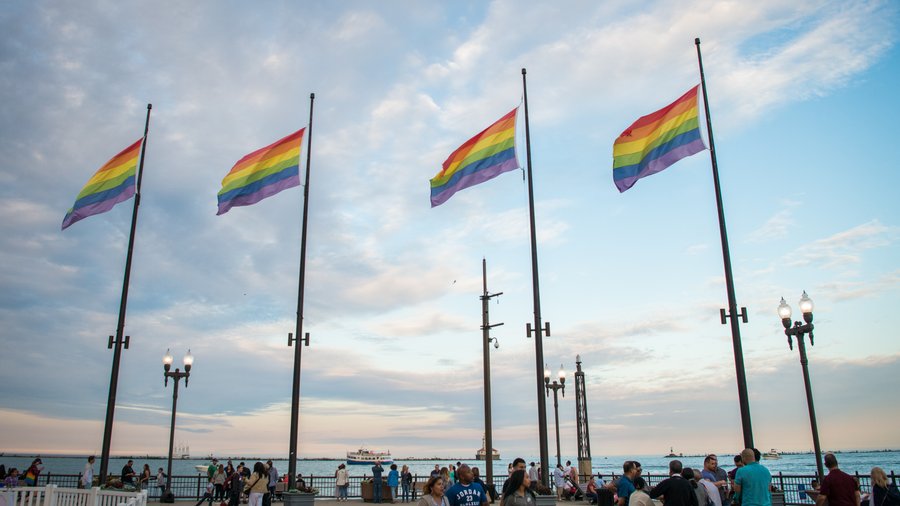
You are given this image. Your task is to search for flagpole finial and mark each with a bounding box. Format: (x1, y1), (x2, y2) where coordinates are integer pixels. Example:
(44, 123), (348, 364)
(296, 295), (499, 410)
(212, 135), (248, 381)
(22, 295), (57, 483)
(310, 93), (315, 99)
(695, 37), (701, 45)
(521, 68), (527, 75)
(147, 103), (152, 111)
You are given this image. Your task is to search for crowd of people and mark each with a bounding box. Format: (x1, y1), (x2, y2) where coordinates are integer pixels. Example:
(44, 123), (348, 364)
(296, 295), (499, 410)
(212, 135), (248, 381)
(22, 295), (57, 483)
(0, 452), (897, 506)
(342, 451), (899, 506)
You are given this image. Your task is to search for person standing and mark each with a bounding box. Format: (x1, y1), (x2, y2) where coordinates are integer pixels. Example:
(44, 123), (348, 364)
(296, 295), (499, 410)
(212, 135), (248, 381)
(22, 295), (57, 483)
(244, 463), (269, 506)
(617, 462), (639, 506)
(140, 464), (152, 490)
(389, 464), (401, 503)
(214, 464), (227, 501)
(121, 460), (136, 487)
(228, 465), (244, 506)
(628, 478), (654, 506)
(157, 468), (167, 498)
(733, 449), (771, 506)
(701, 455), (729, 506)
(816, 454), (859, 506)
(336, 464), (350, 502)
(527, 463), (538, 485)
(649, 460), (698, 506)
(553, 464), (567, 500)
(81, 456), (95, 489)
(209, 459), (220, 482)
(418, 476), (450, 506)
(446, 465), (488, 506)
(869, 467), (900, 506)
(264, 460), (278, 506)
(372, 460), (385, 504)
(401, 465), (414, 503)
(24, 458), (44, 486)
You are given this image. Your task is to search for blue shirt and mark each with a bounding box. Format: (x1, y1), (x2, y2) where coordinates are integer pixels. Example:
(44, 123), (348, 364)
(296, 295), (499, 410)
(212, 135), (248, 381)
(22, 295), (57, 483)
(618, 475), (636, 502)
(388, 470), (399, 487)
(446, 482), (487, 506)
(734, 462), (771, 506)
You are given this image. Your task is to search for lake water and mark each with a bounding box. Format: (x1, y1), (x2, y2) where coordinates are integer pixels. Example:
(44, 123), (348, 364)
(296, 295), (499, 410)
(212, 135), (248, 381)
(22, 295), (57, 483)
(3, 451), (898, 478)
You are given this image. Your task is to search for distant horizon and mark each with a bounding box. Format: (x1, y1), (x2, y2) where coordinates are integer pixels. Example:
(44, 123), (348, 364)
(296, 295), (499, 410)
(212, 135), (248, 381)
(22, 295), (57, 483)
(6, 447), (900, 460)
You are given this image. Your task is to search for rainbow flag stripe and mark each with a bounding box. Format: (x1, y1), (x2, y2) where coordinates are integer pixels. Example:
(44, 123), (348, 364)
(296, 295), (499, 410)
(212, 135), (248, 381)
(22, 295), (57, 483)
(217, 128), (304, 215)
(613, 85), (706, 192)
(61, 138), (143, 230)
(430, 107), (519, 207)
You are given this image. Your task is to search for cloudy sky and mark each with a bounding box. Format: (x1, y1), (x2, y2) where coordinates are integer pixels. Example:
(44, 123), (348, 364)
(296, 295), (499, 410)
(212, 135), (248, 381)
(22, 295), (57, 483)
(1, 0), (899, 460)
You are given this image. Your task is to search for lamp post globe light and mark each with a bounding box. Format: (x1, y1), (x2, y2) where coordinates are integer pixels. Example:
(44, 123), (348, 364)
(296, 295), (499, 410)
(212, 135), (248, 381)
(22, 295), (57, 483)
(162, 348), (193, 503)
(778, 291), (824, 480)
(544, 363), (566, 467)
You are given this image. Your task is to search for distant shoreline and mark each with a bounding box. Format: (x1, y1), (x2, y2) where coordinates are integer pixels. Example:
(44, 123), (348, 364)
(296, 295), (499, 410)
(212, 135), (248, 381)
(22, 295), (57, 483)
(3, 449), (899, 460)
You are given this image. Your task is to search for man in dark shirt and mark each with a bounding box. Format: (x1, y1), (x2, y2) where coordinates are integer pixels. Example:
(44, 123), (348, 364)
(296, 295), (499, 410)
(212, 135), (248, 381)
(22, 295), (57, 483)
(817, 454), (859, 506)
(372, 460), (384, 504)
(121, 460), (136, 485)
(650, 460), (699, 506)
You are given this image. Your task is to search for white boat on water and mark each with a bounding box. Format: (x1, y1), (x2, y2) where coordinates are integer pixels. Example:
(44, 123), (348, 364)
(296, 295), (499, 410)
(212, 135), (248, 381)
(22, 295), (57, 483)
(762, 449), (782, 460)
(347, 447), (393, 465)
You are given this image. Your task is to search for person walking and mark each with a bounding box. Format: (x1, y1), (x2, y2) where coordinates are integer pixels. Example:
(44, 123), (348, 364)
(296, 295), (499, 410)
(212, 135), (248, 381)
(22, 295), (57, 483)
(81, 456), (95, 489)
(372, 460), (385, 504)
(733, 449), (771, 506)
(389, 464), (401, 503)
(869, 467), (900, 506)
(264, 461), (278, 506)
(336, 464), (350, 502)
(500, 470), (534, 506)
(244, 463), (269, 506)
(401, 465), (413, 503)
(446, 464), (488, 506)
(418, 476), (450, 506)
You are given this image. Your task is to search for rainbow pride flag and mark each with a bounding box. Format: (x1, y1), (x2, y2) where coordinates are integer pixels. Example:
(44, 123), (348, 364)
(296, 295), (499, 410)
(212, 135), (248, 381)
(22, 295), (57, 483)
(430, 107), (519, 207)
(217, 128), (304, 215)
(613, 85), (706, 192)
(61, 138), (143, 230)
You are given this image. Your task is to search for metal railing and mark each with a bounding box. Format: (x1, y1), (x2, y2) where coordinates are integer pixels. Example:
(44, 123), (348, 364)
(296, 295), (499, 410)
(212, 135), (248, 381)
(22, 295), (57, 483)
(20, 470), (898, 503)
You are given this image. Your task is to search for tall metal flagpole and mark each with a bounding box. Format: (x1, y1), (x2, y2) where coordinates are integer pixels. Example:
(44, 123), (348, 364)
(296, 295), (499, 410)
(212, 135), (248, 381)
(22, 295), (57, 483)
(480, 259), (503, 489)
(694, 38), (754, 449)
(521, 68), (551, 486)
(99, 104), (152, 483)
(288, 93), (315, 489)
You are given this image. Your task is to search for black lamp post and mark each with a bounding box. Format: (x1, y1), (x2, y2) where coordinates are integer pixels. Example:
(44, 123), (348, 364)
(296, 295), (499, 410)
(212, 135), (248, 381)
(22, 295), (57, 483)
(544, 364), (566, 468)
(161, 348), (193, 503)
(778, 291), (824, 480)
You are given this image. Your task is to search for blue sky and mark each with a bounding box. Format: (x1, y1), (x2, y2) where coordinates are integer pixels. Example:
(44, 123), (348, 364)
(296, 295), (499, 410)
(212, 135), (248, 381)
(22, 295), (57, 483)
(1, 0), (898, 459)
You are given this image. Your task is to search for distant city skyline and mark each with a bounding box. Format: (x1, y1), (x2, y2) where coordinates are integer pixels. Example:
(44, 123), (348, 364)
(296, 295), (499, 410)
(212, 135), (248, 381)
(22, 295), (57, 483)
(1, 0), (898, 460)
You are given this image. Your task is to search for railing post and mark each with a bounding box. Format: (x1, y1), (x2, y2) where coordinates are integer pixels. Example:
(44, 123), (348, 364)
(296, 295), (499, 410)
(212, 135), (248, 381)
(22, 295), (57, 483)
(891, 471), (896, 486)
(44, 484), (57, 506)
(778, 472), (784, 492)
(89, 486), (100, 506)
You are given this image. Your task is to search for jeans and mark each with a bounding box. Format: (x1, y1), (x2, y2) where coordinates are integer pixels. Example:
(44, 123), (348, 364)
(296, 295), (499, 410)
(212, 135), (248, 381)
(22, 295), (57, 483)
(401, 483), (410, 502)
(390, 486), (398, 502)
(373, 480), (383, 503)
(338, 485), (349, 499)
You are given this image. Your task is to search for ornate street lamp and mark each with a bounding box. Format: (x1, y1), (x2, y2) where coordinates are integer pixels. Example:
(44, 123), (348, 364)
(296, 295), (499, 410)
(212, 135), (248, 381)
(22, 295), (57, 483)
(779, 292), (823, 480)
(544, 364), (566, 467)
(161, 348), (192, 503)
